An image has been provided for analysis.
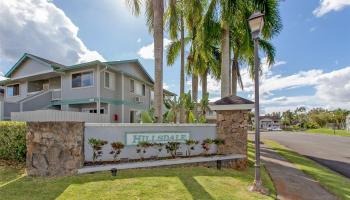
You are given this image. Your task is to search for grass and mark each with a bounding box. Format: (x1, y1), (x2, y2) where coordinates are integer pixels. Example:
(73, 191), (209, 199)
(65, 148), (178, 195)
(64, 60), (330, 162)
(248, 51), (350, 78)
(0, 142), (276, 200)
(305, 128), (350, 137)
(264, 140), (350, 200)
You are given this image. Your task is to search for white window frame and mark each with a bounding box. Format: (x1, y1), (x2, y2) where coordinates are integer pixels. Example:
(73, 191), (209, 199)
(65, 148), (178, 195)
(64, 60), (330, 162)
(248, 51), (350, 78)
(71, 70), (94, 89)
(130, 79), (135, 93)
(104, 71), (111, 89)
(142, 84), (146, 96)
(82, 107), (105, 114)
(130, 109), (141, 123)
(6, 83), (20, 97)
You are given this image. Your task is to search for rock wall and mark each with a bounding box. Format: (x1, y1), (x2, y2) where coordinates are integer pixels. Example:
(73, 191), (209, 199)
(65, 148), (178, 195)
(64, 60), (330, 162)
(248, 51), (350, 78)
(216, 110), (249, 169)
(26, 122), (84, 176)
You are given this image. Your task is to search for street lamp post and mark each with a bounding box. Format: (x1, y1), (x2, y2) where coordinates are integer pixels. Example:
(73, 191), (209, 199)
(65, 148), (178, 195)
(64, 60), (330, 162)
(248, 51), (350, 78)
(248, 11), (267, 193)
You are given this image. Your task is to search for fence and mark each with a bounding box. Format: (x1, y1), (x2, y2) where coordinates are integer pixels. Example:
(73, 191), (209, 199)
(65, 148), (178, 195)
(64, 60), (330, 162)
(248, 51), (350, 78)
(84, 123), (217, 161)
(11, 110), (110, 123)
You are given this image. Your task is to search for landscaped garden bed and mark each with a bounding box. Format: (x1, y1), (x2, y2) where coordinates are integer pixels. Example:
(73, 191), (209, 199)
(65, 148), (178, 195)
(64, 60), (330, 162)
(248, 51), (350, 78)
(86, 137), (226, 167)
(0, 142), (276, 200)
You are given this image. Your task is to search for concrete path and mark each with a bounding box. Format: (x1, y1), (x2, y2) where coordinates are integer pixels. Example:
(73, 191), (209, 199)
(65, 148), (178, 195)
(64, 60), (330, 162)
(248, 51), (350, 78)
(261, 145), (338, 200)
(261, 131), (350, 178)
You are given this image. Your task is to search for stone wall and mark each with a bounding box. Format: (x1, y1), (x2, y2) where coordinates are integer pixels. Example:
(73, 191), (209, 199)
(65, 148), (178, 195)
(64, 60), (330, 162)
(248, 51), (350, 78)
(216, 110), (249, 169)
(26, 122), (84, 176)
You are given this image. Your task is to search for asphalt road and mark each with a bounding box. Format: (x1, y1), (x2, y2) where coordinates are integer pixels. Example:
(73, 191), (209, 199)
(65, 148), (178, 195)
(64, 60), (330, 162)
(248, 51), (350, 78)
(259, 131), (350, 179)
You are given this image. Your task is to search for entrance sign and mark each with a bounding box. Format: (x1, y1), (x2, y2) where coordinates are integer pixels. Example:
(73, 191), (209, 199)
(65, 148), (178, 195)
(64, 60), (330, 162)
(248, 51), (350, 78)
(126, 132), (190, 145)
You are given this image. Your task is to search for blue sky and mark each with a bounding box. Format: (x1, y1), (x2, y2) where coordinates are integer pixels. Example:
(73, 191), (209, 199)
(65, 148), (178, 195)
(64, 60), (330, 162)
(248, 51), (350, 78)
(1, 0), (350, 113)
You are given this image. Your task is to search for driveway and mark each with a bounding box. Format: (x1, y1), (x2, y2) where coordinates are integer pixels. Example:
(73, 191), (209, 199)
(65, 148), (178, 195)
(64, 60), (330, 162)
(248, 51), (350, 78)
(259, 131), (350, 179)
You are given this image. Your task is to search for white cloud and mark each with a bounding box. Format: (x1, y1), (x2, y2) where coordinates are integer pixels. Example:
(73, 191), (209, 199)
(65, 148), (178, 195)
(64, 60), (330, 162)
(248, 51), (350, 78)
(163, 83), (170, 90)
(313, 0), (350, 17)
(309, 26), (317, 32)
(137, 38), (172, 59)
(273, 60), (287, 67)
(0, 0), (104, 66)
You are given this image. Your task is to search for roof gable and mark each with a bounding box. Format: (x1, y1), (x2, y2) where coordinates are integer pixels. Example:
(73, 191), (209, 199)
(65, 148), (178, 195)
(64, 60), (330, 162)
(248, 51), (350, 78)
(5, 53), (65, 78)
(104, 60), (154, 84)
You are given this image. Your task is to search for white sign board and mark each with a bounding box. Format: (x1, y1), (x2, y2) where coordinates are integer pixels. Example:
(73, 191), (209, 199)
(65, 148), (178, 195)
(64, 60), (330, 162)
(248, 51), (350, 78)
(126, 132), (190, 145)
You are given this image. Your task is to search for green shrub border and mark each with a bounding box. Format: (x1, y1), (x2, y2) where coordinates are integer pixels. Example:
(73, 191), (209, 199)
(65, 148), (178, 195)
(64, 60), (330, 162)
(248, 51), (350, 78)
(0, 121), (27, 162)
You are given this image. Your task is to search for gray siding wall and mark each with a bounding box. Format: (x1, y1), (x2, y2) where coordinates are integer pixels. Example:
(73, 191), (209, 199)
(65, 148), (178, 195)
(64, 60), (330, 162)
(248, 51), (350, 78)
(22, 91), (52, 111)
(4, 81), (28, 102)
(123, 75), (151, 123)
(4, 102), (20, 119)
(11, 58), (52, 79)
(61, 66), (98, 100)
(109, 62), (151, 83)
(84, 124), (217, 161)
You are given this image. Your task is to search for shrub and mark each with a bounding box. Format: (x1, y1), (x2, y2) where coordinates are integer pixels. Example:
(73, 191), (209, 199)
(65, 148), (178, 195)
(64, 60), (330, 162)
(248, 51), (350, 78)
(136, 141), (152, 160)
(152, 143), (164, 158)
(0, 121), (27, 162)
(201, 138), (214, 155)
(165, 142), (181, 158)
(109, 141), (125, 161)
(88, 138), (108, 163)
(184, 139), (199, 156)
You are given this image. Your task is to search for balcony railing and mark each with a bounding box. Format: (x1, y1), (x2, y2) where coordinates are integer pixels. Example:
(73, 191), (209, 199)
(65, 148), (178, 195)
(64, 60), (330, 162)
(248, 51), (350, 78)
(52, 89), (61, 100)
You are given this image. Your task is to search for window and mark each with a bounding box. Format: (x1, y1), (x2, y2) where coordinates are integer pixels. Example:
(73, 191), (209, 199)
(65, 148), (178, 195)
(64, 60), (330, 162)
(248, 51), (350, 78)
(72, 71), (93, 88)
(130, 110), (141, 123)
(130, 79), (135, 92)
(7, 84), (20, 96)
(105, 72), (110, 88)
(130, 110), (135, 123)
(142, 84), (146, 96)
(83, 108), (105, 114)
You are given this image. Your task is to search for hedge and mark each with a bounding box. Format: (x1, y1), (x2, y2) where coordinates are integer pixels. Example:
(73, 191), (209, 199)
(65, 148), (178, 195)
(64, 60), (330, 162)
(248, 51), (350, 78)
(0, 121), (27, 162)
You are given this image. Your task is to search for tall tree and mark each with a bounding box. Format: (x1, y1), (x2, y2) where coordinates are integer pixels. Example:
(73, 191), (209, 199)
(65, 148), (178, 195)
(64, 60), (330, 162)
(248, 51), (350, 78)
(126, 0), (165, 122)
(204, 0), (238, 98)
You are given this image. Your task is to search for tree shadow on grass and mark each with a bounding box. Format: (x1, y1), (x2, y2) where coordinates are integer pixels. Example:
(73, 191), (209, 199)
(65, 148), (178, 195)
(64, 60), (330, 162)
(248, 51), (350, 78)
(0, 166), (263, 200)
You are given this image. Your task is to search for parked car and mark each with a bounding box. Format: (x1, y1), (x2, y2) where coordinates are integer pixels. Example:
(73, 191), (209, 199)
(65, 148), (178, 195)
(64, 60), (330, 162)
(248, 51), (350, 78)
(267, 127), (282, 131)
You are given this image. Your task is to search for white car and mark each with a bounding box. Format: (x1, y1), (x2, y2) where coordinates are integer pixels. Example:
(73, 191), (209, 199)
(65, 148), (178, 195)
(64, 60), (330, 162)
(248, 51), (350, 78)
(267, 127), (282, 131)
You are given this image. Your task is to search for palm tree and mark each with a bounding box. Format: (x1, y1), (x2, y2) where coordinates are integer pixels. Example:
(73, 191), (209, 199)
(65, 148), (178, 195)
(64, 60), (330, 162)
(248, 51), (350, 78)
(230, 0), (282, 95)
(125, 0), (165, 122)
(204, 0), (238, 98)
(165, 0), (187, 122)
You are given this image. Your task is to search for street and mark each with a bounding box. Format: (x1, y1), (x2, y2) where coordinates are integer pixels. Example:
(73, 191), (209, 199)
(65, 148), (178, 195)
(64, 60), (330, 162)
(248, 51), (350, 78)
(259, 131), (350, 178)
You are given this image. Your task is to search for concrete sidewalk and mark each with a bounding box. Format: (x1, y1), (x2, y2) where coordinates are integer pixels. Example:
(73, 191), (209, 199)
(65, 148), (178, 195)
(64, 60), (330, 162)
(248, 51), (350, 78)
(261, 145), (338, 200)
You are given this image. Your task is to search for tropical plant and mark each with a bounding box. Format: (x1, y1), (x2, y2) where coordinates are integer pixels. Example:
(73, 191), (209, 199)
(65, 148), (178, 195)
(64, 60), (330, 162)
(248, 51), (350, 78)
(213, 138), (225, 154)
(109, 141), (125, 162)
(164, 97), (182, 123)
(136, 141), (153, 160)
(180, 91), (197, 123)
(125, 0), (166, 122)
(184, 139), (199, 157)
(198, 92), (210, 123)
(165, 141), (181, 158)
(152, 143), (164, 158)
(201, 138), (214, 155)
(88, 138), (108, 163)
(141, 110), (154, 123)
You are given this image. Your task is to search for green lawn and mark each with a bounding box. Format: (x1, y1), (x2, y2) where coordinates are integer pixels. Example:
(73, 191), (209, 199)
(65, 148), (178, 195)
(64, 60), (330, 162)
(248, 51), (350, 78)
(305, 128), (350, 137)
(264, 140), (350, 200)
(0, 142), (275, 200)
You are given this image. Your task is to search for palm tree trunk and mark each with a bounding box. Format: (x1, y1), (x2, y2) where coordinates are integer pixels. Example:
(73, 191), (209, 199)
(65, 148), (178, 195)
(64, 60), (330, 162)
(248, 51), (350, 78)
(153, 0), (164, 122)
(232, 48), (238, 95)
(179, 13), (185, 123)
(201, 69), (208, 99)
(192, 73), (198, 102)
(221, 22), (230, 98)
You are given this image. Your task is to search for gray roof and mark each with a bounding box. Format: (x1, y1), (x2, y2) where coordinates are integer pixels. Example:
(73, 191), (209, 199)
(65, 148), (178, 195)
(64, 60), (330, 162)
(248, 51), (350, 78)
(213, 95), (254, 105)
